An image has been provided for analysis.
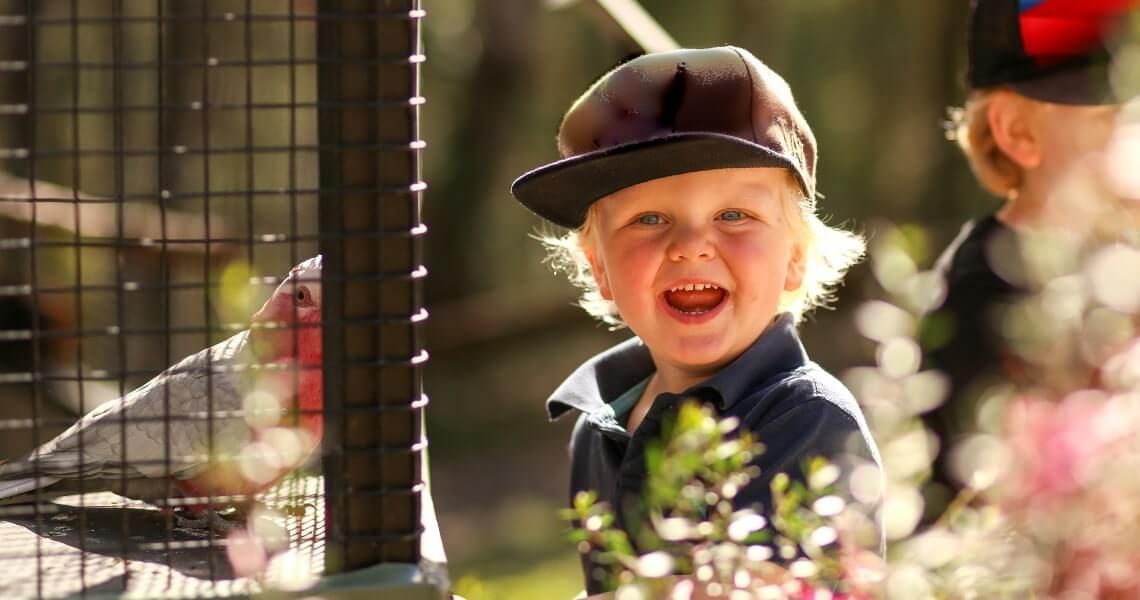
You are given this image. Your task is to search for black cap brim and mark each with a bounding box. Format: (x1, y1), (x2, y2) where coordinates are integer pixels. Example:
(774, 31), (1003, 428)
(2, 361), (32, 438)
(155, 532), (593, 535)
(1007, 63), (1129, 105)
(510, 132), (808, 229)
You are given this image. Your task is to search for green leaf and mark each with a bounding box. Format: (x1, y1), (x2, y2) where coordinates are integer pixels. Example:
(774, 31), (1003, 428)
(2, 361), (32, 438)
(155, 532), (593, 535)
(573, 490), (597, 512)
(771, 472), (790, 495)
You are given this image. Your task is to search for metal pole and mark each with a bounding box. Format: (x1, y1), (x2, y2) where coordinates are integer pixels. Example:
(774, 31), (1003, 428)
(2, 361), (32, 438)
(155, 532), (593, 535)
(318, 0), (427, 573)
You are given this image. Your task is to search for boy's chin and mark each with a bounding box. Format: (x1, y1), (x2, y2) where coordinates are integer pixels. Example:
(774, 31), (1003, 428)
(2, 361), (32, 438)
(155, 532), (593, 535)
(653, 318), (776, 372)
(658, 335), (748, 372)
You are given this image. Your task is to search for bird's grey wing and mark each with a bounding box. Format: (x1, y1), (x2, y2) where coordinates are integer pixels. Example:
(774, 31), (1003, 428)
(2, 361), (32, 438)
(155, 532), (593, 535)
(3, 331), (253, 482)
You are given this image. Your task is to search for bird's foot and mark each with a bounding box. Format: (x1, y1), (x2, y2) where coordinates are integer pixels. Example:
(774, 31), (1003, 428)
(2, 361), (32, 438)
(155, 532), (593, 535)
(225, 502), (256, 522)
(280, 502), (314, 517)
(173, 507), (240, 532)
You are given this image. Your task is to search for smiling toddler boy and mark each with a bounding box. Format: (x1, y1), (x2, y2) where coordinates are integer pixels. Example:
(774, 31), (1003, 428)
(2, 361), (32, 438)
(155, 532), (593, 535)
(511, 46), (884, 594)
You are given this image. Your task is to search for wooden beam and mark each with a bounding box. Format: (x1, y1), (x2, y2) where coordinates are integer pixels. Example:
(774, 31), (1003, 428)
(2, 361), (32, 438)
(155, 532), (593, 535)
(0, 172), (234, 254)
(554, 0), (680, 53)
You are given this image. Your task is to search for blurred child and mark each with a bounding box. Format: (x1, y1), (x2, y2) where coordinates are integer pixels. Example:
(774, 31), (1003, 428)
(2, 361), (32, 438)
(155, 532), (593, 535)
(924, 0), (1140, 509)
(511, 46), (883, 596)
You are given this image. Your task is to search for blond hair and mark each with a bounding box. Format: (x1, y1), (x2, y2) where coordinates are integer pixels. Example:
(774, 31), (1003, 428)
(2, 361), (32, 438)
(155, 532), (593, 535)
(539, 173), (865, 327)
(950, 89), (1024, 198)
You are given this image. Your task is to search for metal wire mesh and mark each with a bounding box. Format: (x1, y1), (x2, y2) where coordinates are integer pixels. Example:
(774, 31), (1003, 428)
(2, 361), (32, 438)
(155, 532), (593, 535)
(0, 0), (426, 596)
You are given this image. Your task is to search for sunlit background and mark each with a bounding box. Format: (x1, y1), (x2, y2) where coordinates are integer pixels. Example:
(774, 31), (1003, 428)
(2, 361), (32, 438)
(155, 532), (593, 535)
(3, 0), (1138, 597)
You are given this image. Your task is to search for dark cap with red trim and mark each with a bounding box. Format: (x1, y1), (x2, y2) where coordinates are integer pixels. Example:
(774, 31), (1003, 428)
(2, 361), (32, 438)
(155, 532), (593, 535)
(967, 0), (1139, 104)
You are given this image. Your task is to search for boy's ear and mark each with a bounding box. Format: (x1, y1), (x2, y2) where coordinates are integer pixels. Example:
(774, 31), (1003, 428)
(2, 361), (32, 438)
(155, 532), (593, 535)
(987, 91), (1043, 170)
(584, 246), (613, 300)
(783, 240), (806, 292)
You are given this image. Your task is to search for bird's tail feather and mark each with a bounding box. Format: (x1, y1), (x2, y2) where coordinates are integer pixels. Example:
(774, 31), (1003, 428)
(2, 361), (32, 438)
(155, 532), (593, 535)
(0, 476), (60, 500)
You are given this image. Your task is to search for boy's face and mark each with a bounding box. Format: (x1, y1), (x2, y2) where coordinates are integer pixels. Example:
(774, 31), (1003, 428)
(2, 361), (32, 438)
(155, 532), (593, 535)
(1033, 100), (1140, 232)
(992, 91), (1140, 233)
(584, 167), (805, 379)
(1032, 102), (1119, 183)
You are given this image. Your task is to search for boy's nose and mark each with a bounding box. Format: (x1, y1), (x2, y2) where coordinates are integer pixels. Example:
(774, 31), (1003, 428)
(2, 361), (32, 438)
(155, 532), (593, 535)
(667, 227), (716, 262)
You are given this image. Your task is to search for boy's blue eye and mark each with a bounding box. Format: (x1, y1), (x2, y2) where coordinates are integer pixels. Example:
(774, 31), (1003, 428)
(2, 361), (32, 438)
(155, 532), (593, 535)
(719, 210), (746, 221)
(637, 214), (663, 225)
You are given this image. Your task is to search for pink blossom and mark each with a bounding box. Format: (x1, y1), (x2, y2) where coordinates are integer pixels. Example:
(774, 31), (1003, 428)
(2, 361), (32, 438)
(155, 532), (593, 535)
(1003, 391), (1110, 502)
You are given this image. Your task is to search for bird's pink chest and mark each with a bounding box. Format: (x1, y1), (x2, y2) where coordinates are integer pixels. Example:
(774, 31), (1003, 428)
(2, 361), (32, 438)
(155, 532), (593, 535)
(174, 365), (323, 508)
(297, 370), (324, 442)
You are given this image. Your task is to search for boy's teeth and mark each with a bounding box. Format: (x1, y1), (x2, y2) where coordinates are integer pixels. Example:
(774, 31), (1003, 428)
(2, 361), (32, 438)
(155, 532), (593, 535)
(670, 283), (719, 292)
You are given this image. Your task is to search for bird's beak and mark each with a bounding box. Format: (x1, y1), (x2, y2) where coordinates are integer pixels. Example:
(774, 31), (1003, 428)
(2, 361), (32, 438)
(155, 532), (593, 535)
(250, 301), (292, 363)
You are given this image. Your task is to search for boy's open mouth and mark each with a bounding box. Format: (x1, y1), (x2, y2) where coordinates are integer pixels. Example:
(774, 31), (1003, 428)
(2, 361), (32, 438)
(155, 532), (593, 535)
(663, 283), (727, 315)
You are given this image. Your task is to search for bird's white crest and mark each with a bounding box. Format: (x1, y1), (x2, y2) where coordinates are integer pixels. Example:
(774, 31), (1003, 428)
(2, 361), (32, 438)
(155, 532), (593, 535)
(290, 255), (322, 280)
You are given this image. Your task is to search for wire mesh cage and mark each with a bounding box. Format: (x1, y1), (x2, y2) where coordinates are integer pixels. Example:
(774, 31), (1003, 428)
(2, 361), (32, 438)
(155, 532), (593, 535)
(0, 0), (431, 596)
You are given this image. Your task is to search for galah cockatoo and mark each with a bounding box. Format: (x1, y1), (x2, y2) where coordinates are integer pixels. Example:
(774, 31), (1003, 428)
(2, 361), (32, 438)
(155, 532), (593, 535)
(0, 256), (323, 529)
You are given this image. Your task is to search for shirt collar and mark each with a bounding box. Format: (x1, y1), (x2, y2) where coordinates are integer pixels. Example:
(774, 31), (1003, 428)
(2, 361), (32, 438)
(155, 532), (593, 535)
(546, 335), (655, 420)
(546, 313), (808, 420)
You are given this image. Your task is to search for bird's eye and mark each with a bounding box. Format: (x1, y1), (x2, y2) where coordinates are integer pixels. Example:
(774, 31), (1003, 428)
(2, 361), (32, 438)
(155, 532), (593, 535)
(294, 286), (313, 307)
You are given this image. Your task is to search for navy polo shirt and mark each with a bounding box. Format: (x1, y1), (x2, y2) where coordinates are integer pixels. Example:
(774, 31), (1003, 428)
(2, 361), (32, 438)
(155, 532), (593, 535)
(547, 313), (884, 594)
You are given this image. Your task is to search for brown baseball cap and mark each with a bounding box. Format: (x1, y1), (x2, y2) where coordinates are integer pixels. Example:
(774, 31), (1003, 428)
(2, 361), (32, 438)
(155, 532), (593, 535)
(511, 46), (817, 229)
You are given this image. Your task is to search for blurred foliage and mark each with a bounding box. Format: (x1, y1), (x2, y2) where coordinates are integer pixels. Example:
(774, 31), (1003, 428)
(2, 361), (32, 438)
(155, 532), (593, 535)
(848, 186), (1140, 598)
(563, 402), (881, 599)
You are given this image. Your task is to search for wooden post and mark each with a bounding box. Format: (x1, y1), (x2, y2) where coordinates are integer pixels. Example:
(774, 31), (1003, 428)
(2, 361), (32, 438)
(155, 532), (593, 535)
(318, 0), (427, 572)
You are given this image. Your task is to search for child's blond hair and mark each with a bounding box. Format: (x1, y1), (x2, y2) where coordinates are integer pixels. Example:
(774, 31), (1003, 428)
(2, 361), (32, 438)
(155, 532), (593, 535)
(950, 89), (1024, 198)
(540, 172), (865, 327)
